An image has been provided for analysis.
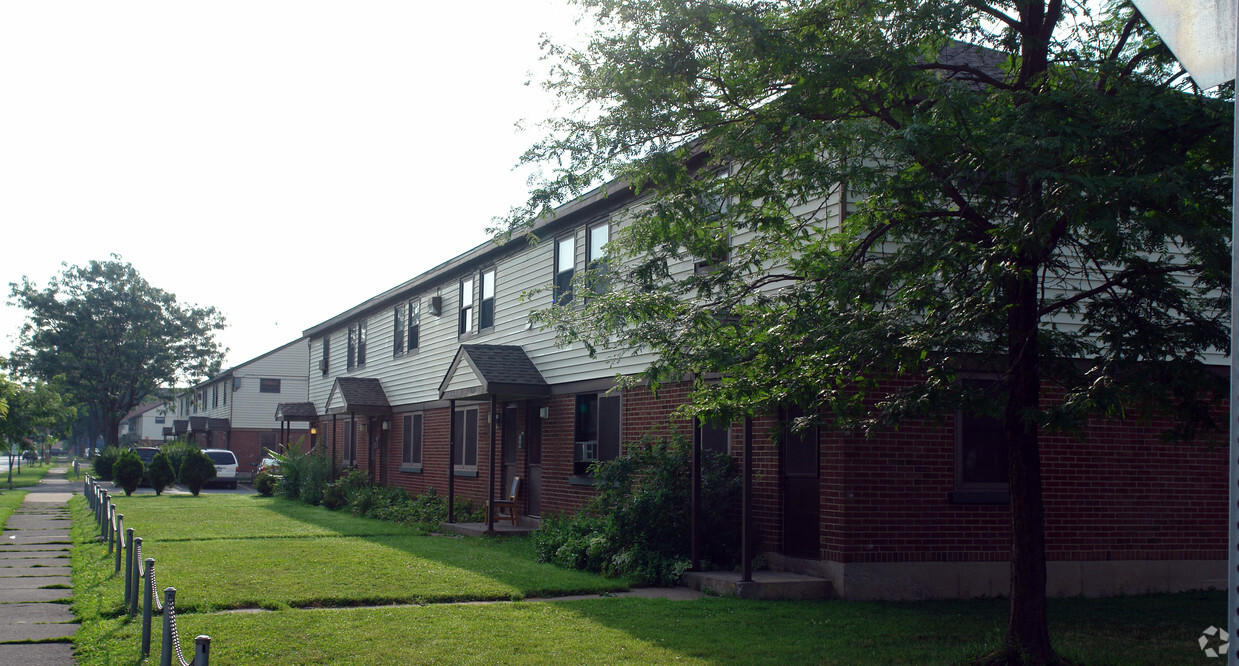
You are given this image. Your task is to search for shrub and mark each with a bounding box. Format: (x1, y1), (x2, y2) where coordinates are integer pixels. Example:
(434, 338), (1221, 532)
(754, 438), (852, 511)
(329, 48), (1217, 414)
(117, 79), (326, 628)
(179, 449), (217, 496)
(298, 447), (332, 505)
(148, 452), (176, 495)
(255, 471), (279, 496)
(92, 445), (122, 480)
(160, 440), (199, 483)
(112, 450), (144, 496)
(321, 470), (370, 510)
(532, 436), (740, 586)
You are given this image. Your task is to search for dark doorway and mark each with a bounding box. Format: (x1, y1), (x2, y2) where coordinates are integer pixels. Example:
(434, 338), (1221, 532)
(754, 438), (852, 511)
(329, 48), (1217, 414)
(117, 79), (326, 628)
(525, 403), (543, 517)
(502, 403), (519, 506)
(781, 406), (820, 559)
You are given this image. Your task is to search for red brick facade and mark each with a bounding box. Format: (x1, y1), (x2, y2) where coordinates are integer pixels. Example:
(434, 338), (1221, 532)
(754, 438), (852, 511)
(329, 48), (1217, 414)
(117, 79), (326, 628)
(307, 379), (1226, 598)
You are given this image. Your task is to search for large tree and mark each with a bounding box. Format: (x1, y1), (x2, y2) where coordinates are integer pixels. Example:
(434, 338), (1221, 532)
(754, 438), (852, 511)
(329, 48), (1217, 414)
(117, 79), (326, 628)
(506, 1), (1232, 663)
(9, 257), (226, 449)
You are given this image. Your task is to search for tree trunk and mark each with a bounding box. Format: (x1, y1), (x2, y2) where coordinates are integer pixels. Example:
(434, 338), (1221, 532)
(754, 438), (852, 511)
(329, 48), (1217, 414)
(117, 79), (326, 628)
(1000, 262), (1056, 664)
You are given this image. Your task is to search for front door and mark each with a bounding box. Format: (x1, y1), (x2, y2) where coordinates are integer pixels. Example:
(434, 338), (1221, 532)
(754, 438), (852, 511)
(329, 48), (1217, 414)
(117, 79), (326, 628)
(525, 403), (543, 517)
(502, 404), (519, 504)
(781, 407), (820, 558)
(369, 417), (383, 484)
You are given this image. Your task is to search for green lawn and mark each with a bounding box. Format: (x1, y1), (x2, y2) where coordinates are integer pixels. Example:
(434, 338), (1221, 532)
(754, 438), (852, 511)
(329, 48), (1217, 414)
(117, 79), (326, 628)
(2, 460), (52, 489)
(70, 494), (1226, 665)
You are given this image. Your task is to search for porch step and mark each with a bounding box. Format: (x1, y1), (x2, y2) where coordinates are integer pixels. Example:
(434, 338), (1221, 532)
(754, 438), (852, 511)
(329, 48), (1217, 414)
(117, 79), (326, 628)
(440, 521), (537, 537)
(682, 570), (834, 600)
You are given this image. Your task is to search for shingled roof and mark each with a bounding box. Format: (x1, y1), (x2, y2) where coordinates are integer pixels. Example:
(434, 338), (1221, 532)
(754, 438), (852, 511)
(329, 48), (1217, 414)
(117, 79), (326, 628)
(275, 402), (319, 421)
(439, 344), (549, 401)
(326, 377), (391, 415)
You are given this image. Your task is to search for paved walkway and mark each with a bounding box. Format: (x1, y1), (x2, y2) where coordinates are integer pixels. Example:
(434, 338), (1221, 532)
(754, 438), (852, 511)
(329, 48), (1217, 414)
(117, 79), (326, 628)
(0, 467), (78, 665)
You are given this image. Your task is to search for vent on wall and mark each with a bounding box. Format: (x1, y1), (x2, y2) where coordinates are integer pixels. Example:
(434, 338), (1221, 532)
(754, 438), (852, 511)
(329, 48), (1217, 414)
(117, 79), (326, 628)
(429, 295), (443, 316)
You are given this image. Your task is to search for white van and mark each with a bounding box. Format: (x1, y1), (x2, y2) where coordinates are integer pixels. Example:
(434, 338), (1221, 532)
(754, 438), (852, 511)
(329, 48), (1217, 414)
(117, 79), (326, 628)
(202, 449), (239, 489)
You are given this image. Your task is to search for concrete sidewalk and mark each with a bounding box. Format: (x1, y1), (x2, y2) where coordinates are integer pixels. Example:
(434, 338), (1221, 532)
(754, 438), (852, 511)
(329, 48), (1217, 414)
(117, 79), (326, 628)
(0, 467), (78, 664)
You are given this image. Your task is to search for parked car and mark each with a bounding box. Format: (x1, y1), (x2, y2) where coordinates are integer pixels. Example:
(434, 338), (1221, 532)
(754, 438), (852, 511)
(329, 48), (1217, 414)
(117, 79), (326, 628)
(22, 451), (36, 461)
(202, 449), (239, 489)
(257, 457), (281, 478)
(134, 447), (159, 486)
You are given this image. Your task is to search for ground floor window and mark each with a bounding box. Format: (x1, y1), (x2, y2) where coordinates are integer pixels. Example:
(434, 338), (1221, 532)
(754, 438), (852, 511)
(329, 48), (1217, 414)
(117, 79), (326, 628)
(573, 393), (621, 475)
(452, 407), (478, 472)
(954, 379), (1009, 502)
(402, 413), (423, 467)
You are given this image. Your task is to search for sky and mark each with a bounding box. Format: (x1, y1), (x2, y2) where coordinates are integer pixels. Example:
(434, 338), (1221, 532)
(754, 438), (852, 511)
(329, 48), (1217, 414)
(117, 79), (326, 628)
(0, 1), (588, 370)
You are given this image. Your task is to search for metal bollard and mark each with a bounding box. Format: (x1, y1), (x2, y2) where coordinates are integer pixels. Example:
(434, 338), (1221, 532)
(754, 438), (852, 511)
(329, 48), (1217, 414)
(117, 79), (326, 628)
(141, 558), (154, 657)
(160, 587), (176, 666)
(194, 635), (211, 666)
(124, 529), (134, 607)
(107, 507), (116, 555)
(114, 514), (124, 574)
(129, 538), (143, 618)
(100, 494), (110, 539)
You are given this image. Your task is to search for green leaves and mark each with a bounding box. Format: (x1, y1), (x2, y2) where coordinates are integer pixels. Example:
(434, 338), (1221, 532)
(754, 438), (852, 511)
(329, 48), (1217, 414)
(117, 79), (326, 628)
(8, 256), (226, 447)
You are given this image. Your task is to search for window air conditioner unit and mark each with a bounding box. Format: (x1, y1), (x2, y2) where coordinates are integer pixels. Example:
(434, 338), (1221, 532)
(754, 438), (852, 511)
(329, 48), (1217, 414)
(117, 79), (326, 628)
(429, 295), (443, 317)
(319, 359), (328, 373)
(576, 440), (598, 462)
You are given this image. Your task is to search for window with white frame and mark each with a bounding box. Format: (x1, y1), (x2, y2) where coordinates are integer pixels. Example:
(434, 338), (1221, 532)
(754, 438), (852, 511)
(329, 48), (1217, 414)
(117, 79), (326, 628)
(407, 299), (420, 351)
(321, 336), (330, 376)
(479, 268), (496, 330)
(554, 235), (575, 305)
(587, 221), (609, 295)
(393, 304), (406, 356)
(459, 277), (474, 336)
(348, 320), (367, 370)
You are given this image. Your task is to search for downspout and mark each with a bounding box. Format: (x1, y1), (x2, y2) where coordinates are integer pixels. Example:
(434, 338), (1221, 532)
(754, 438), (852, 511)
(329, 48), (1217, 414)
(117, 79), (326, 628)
(448, 399), (457, 523)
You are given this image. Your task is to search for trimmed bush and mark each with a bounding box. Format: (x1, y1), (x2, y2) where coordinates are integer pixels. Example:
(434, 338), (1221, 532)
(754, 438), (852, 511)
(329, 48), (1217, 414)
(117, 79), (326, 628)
(321, 470), (371, 510)
(255, 471), (278, 496)
(148, 452), (176, 495)
(92, 445), (122, 481)
(160, 440), (199, 483)
(179, 449), (217, 496)
(112, 450), (144, 496)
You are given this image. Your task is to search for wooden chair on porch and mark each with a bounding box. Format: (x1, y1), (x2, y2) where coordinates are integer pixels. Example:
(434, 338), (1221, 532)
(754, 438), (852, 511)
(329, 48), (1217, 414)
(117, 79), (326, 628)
(486, 477), (521, 526)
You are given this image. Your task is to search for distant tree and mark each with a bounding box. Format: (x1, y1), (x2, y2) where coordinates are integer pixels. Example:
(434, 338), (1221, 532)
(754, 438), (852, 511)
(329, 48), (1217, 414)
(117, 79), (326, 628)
(8, 256), (226, 449)
(506, 1), (1231, 663)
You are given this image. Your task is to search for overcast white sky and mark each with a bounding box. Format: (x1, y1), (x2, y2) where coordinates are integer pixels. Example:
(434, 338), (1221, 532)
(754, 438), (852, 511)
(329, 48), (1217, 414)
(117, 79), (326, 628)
(0, 1), (587, 370)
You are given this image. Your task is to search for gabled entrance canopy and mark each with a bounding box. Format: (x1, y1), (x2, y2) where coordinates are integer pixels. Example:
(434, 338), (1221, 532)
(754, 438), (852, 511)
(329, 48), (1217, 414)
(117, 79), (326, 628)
(275, 402), (319, 422)
(324, 377), (390, 415)
(439, 344), (549, 401)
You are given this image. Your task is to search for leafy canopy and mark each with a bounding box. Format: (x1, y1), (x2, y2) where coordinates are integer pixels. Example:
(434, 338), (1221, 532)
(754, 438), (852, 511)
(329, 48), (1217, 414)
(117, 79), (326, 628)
(9, 256), (226, 447)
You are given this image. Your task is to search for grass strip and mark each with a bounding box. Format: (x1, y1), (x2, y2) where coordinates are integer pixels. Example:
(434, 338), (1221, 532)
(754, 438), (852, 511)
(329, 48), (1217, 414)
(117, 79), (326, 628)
(0, 489), (29, 528)
(109, 494), (419, 541)
(2, 462), (52, 490)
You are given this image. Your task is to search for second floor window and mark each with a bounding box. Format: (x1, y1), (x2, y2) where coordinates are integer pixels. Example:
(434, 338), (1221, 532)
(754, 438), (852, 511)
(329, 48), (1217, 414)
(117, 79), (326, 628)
(408, 299), (420, 351)
(260, 378), (281, 393)
(479, 269), (495, 330)
(321, 336), (330, 376)
(211, 384), (218, 408)
(555, 235), (575, 305)
(459, 277), (474, 336)
(348, 320), (367, 370)
(393, 304), (406, 356)
(587, 222), (609, 295)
